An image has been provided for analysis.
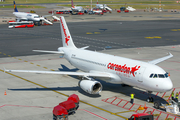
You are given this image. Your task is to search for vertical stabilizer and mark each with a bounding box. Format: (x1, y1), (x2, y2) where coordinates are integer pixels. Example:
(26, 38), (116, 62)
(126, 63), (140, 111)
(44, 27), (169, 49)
(71, 0), (74, 7)
(60, 16), (76, 48)
(13, 1), (18, 12)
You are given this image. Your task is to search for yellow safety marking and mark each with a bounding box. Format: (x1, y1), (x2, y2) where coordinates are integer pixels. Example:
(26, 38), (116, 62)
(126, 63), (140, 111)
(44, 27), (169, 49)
(164, 96), (169, 98)
(173, 40), (177, 42)
(13, 57), (16, 59)
(51, 69), (55, 71)
(30, 62), (34, 64)
(145, 36), (161, 39)
(0, 69), (128, 120)
(153, 114), (161, 117)
(0, 52), (1, 54)
(24, 61), (28, 62)
(153, 36), (161, 39)
(115, 110), (135, 114)
(18, 59), (22, 60)
(86, 32), (93, 34)
(36, 64), (40, 67)
(145, 37), (154, 39)
(3, 53), (6, 55)
(94, 32), (101, 34)
(43, 67), (47, 69)
(171, 29), (180, 31)
(8, 55), (11, 57)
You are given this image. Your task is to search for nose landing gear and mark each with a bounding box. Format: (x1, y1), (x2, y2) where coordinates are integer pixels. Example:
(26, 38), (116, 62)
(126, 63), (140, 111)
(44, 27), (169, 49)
(146, 91), (154, 102)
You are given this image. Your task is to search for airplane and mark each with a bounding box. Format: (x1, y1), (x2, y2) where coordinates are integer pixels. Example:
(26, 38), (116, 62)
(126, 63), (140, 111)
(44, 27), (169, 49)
(71, 0), (84, 12)
(13, 1), (53, 25)
(126, 6), (136, 12)
(5, 16), (173, 102)
(96, 4), (112, 12)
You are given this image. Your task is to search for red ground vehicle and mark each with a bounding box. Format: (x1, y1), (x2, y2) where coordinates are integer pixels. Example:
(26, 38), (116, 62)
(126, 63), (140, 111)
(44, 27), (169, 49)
(117, 10), (121, 13)
(8, 21), (34, 28)
(78, 12), (84, 15)
(129, 113), (154, 120)
(53, 94), (79, 120)
(124, 9), (129, 13)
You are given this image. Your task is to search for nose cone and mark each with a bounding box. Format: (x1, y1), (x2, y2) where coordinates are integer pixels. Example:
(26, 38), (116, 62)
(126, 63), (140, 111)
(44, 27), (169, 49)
(163, 78), (173, 92)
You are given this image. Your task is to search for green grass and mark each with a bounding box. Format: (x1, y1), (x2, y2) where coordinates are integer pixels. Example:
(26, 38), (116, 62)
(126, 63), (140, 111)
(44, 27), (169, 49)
(0, 0), (179, 4)
(0, 5), (45, 9)
(0, 0), (179, 10)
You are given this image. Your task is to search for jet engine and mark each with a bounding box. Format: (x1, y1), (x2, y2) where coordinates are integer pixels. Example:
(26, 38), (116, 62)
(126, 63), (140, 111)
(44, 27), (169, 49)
(78, 79), (102, 94)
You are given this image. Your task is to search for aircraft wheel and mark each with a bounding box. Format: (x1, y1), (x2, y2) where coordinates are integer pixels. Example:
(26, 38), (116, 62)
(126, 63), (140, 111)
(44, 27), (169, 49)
(154, 101), (160, 109)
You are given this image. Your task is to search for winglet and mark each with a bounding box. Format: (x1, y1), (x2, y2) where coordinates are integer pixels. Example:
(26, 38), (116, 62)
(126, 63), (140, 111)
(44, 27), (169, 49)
(149, 52), (173, 65)
(3, 67), (6, 73)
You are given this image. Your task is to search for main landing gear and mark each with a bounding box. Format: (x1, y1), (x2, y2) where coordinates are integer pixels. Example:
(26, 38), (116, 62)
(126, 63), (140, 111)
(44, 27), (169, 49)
(146, 91), (154, 103)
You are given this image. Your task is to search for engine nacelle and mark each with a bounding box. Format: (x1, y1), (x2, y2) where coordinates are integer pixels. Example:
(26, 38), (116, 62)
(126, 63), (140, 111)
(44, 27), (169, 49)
(78, 79), (102, 94)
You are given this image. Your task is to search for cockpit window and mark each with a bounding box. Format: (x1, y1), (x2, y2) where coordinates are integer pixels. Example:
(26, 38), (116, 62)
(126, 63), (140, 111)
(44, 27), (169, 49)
(153, 74), (157, 78)
(150, 74), (154, 78)
(150, 73), (169, 78)
(158, 74), (165, 78)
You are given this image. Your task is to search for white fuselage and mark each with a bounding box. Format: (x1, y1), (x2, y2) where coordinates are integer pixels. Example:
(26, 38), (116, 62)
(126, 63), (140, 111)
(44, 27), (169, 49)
(59, 47), (173, 93)
(13, 12), (42, 21)
(71, 6), (84, 12)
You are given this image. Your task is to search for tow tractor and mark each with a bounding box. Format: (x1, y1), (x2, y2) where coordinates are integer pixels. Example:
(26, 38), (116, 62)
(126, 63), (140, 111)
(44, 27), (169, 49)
(129, 113), (154, 120)
(53, 94), (79, 120)
(154, 100), (180, 115)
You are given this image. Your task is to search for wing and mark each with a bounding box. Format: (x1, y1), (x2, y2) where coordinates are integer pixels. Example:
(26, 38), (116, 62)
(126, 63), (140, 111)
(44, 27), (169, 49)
(5, 69), (111, 78)
(148, 52), (173, 65)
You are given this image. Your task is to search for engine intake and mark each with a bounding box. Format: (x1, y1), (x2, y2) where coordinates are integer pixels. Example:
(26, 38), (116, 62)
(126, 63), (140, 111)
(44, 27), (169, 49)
(78, 79), (102, 94)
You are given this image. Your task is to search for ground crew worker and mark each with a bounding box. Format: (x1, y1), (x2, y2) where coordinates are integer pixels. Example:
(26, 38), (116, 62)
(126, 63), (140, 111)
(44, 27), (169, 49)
(130, 93), (134, 104)
(175, 92), (179, 102)
(171, 91), (174, 100)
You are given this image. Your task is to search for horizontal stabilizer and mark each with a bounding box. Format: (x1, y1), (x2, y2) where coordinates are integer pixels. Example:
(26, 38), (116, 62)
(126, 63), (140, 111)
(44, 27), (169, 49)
(33, 50), (64, 54)
(80, 46), (89, 50)
(52, 16), (60, 21)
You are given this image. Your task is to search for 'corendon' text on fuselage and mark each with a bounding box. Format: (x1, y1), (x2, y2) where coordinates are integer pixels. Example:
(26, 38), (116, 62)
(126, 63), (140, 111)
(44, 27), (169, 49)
(107, 63), (141, 77)
(60, 17), (70, 45)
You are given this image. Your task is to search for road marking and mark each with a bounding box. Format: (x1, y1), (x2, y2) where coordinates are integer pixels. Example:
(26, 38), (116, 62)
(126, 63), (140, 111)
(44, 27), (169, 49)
(115, 110), (135, 114)
(145, 36), (161, 39)
(86, 32), (93, 34)
(0, 69), (128, 120)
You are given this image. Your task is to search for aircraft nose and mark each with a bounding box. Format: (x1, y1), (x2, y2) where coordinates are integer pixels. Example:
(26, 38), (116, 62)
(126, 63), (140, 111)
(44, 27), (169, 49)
(163, 78), (173, 91)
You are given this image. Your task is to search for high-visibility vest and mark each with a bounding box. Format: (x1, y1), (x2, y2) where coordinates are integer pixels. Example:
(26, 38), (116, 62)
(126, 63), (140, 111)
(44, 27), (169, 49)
(131, 94), (134, 99)
(172, 92), (174, 97)
(176, 93), (179, 99)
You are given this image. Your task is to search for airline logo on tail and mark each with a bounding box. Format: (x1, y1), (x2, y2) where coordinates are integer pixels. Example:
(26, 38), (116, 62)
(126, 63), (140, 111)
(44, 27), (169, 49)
(107, 63), (141, 77)
(13, 1), (18, 12)
(60, 17), (70, 46)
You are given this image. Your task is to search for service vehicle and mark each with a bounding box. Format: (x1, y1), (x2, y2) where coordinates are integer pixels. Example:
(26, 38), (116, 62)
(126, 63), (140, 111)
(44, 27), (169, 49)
(129, 113), (154, 120)
(8, 21), (34, 28)
(117, 10), (121, 13)
(53, 94), (79, 120)
(154, 100), (180, 115)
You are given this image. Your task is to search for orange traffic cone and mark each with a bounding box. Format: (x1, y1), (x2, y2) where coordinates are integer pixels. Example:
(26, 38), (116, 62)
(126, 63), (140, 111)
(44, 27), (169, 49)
(4, 90), (7, 95)
(168, 72), (170, 76)
(144, 102), (147, 109)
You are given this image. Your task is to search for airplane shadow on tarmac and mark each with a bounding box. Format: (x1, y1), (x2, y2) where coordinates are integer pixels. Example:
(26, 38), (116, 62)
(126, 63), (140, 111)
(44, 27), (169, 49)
(8, 64), (168, 103)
